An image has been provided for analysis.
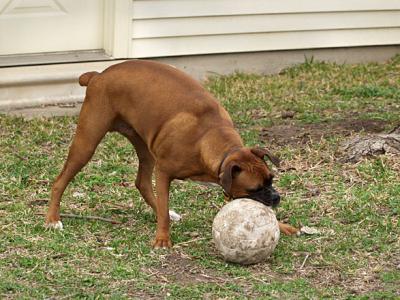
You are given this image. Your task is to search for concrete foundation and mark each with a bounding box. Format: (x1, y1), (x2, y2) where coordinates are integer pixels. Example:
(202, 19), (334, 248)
(1, 45), (399, 114)
(156, 45), (400, 80)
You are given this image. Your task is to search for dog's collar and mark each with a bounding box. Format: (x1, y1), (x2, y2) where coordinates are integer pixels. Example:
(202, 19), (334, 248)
(217, 146), (242, 178)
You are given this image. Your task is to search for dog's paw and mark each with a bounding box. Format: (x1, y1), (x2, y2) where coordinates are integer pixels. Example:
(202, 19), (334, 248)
(169, 210), (182, 222)
(152, 238), (172, 249)
(278, 222), (299, 236)
(45, 220), (63, 230)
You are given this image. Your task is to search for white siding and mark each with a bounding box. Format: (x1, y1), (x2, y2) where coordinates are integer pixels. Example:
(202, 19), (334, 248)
(131, 0), (400, 58)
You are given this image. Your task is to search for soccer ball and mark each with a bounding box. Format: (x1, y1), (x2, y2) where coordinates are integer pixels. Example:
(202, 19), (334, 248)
(212, 198), (280, 265)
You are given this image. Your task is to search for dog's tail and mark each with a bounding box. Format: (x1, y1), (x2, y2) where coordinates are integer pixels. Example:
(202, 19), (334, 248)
(79, 71), (100, 86)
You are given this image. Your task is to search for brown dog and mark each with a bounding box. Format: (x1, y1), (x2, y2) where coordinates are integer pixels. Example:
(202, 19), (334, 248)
(45, 60), (298, 247)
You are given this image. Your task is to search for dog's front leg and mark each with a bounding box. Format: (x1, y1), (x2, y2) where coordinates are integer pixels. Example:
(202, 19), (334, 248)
(153, 169), (172, 248)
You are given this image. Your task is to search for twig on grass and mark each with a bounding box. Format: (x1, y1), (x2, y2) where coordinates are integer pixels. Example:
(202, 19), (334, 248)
(300, 253), (310, 269)
(15, 153), (28, 161)
(249, 276), (271, 285)
(35, 212), (122, 224)
(173, 237), (208, 248)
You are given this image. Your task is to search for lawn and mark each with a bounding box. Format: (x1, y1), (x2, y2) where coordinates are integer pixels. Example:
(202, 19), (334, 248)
(0, 56), (399, 299)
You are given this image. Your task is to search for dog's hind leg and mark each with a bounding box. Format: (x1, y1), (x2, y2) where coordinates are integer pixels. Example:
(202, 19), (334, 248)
(114, 121), (157, 213)
(135, 146), (157, 212)
(119, 128), (182, 222)
(45, 98), (115, 229)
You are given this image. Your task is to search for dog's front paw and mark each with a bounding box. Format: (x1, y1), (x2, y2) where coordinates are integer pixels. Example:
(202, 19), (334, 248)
(45, 220), (64, 230)
(278, 222), (299, 236)
(152, 237), (172, 249)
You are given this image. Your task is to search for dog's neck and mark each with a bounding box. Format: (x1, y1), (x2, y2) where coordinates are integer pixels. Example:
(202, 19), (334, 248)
(217, 146), (242, 177)
(199, 127), (243, 182)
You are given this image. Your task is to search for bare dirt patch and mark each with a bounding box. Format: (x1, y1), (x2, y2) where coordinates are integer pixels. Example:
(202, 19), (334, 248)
(141, 251), (273, 298)
(143, 251), (225, 286)
(260, 119), (388, 147)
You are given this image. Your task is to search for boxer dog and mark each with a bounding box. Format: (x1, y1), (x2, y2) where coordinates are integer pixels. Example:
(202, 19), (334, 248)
(45, 60), (298, 248)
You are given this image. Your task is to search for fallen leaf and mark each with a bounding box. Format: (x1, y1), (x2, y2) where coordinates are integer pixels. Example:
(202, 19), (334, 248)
(300, 226), (321, 235)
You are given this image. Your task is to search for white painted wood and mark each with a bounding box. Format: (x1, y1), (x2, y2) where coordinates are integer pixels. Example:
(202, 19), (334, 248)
(0, 0), (104, 55)
(104, 0), (133, 58)
(103, 0), (115, 57)
(132, 0), (400, 19)
(130, 0), (400, 58)
(130, 28), (400, 58)
(1, 0), (400, 61)
(132, 11), (400, 38)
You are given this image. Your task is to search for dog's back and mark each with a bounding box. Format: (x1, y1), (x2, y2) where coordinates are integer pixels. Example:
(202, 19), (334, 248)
(80, 61), (235, 155)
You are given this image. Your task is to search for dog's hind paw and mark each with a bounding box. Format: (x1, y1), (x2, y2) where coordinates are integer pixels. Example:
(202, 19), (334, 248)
(169, 210), (182, 222)
(45, 220), (63, 230)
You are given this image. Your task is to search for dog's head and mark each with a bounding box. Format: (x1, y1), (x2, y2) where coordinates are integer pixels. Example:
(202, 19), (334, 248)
(219, 147), (280, 207)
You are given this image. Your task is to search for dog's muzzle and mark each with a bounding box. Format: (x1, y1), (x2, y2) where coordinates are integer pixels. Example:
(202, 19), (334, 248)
(247, 187), (280, 207)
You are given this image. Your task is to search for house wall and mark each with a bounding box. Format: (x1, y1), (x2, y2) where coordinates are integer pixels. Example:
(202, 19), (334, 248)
(130, 0), (400, 58)
(2, 0), (400, 111)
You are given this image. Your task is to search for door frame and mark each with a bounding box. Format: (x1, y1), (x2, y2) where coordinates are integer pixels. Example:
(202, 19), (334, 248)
(103, 0), (133, 58)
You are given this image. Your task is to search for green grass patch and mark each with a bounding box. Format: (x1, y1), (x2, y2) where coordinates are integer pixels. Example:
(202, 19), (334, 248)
(1, 56), (399, 298)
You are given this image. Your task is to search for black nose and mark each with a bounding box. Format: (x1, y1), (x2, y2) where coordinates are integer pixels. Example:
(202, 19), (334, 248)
(271, 191), (280, 207)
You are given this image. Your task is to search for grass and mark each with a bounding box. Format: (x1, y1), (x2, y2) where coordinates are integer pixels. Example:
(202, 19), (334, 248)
(1, 56), (399, 299)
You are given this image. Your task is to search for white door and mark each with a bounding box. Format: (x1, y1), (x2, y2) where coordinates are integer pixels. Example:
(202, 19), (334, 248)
(0, 0), (104, 55)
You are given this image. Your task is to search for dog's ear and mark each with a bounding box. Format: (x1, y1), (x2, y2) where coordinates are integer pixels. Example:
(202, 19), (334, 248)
(251, 147), (280, 167)
(220, 162), (242, 195)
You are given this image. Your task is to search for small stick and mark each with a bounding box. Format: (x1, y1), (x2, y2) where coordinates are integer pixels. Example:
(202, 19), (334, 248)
(15, 154), (28, 161)
(300, 253), (310, 269)
(173, 237), (207, 247)
(35, 212), (122, 224)
(250, 276), (271, 285)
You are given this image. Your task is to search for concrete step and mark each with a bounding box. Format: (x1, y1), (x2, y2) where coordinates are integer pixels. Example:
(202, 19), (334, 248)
(5, 103), (82, 120)
(0, 60), (124, 110)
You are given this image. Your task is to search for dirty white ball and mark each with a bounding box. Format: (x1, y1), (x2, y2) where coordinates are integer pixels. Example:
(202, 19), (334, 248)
(212, 198), (280, 265)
